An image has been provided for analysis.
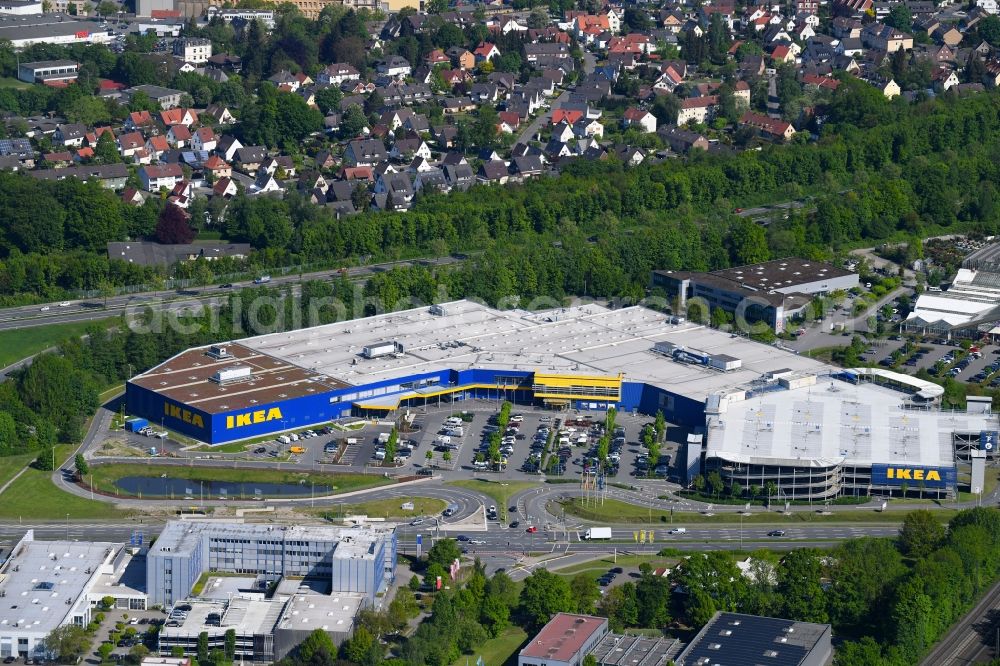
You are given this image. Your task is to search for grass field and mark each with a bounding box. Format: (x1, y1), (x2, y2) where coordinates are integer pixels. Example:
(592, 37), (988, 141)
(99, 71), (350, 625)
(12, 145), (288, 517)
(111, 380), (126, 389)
(0, 451), (36, 490)
(0, 317), (115, 368)
(0, 446), (127, 520)
(0, 76), (31, 90)
(451, 625), (528, 666)
(318, 497), (446, 519)
(556, 497), (952, 525)
(447, 479), (539, 520)
(86, 464), (391, 498)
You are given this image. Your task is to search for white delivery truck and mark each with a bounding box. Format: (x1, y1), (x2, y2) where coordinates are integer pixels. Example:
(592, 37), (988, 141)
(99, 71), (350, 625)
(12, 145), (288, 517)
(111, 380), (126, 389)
(584, 527), (613, 540)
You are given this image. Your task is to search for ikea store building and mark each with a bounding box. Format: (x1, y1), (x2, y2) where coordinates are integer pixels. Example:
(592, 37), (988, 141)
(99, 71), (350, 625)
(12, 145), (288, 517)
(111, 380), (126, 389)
(126, 300), (998, 498)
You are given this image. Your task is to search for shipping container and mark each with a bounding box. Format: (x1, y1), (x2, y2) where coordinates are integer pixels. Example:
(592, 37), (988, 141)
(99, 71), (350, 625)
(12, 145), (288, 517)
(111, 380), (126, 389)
(125, 418), (149, 432)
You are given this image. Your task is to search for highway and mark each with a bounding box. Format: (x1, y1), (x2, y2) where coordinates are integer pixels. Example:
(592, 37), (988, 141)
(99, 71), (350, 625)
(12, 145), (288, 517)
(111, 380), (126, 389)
(0, 255), (464, 332)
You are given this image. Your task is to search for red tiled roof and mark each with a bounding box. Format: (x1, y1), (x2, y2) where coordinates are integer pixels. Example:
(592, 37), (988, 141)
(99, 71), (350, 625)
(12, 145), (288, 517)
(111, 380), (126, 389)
(520, 614), (607, 662)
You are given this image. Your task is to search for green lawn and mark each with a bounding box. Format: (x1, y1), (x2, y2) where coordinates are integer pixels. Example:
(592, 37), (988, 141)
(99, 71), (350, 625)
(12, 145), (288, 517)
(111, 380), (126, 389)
(556, 497), (951, 525)
(0, 451), (36, 490)
(0, 317), (115, 368)
(317, 497), (446, 519)
(0, 76), (31, 89)
(451, 625), (528, 666)
(87, 464), (392, 498)
(447, 479), (539, 520)
(0, 448), (128, 520)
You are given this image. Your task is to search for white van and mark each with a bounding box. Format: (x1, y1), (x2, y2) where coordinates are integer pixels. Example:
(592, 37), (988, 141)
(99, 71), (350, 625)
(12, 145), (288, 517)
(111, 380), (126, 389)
(668, 527), (687, 535)
(446, 417), (463, 426)
(374, 450), (386, 461)
(447, 427), (465, 437)
(277, 435), (291, 445)
(558, 437), (570, 446)
(289, 433), (300, 442)
(436, 435), (452, 446)
(575, 435), (588, 445)
(378, 432), (391, 444)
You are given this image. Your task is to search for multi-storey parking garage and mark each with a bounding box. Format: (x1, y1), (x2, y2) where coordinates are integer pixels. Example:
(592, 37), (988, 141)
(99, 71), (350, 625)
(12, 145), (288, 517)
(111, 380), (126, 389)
(126, 300), (999, 497)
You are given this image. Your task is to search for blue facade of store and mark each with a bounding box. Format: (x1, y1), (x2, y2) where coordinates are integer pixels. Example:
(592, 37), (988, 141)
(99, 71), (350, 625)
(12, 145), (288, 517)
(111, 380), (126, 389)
(127, 366), (711, 445)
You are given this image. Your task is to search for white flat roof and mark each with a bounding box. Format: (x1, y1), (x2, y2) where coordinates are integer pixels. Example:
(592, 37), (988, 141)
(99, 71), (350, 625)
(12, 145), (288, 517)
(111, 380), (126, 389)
(707, 378), (997, 467)
(239, 300), (828, 403)
(0, 538), (114, 635)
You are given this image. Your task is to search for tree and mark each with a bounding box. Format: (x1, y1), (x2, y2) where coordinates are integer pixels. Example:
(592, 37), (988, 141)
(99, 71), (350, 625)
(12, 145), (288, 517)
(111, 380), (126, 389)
(343, 625), (376, 664)
(94, 130), (120, 164)
(155, 205), (195, 244)
(43, 625), (90, 663)
(35, 446), (56, 471)
(528, 7), (549, 28)
(197, 631), (209, 663)
(98, 642), (114, 662)
(315, 86), (343, 115)
(980, 15), (1000, 46)
(707, 470), (724, 498)
(899, 510), (946, 558)
(583, 655), (598, 666)
(520, 569), (574, 629)
(427, 537), (461, 570)
(383, 426), (398, 466)
(129, 644), (150, 662)
(570, 573), (600, 614)
(886, 4), (912, 31)
(224, 628), (237, 660)
(827, 537), (905, 630)
(480, 591), (510, 637)
(74, 453), (88, 479)
(298, 627), (336, 662)
(777, 549), (827, 623)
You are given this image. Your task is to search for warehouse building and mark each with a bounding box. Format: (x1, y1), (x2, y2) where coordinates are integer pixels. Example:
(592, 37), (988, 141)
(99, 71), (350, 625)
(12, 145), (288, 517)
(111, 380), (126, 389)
(146, 521), (396, 607)
(676, 612), (831, 666)
(127, 300), (996, 498)
(653, 257), (859, 333)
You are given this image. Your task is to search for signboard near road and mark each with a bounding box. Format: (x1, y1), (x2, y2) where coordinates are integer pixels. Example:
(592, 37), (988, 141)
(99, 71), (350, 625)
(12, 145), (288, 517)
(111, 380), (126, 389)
(980, 430), (997, 451)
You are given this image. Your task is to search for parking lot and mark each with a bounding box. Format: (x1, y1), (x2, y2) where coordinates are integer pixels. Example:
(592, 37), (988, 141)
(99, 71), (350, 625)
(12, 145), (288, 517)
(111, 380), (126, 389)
(394, 403), (686, 483)
(859, 340), (1000, 386)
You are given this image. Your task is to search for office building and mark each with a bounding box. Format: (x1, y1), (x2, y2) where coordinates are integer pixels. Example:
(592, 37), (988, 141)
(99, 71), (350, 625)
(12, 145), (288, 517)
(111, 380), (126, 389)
(146, 521), (396, 607)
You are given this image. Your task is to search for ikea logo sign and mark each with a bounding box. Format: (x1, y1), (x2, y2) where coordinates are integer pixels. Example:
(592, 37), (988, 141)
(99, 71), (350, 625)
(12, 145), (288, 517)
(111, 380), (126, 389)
(886, 468), (940, 482)
(163, 402), (205, 429)
(226, 407), (283, 429)
(872, 464), (955, 489)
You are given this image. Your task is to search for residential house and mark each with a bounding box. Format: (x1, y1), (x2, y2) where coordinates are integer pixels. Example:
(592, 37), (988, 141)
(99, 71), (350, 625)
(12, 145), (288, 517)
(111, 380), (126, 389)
(477, 159), (509, 184)
(932, 67), (960, 91)
(216, 135), (243, 161)
(159, 108), (197, 127)
(191, 127), (217, 153)
(447, 47), (476, 70)
(373, 172), (415, 211)
(473, 42), (500, 63)
(167, 124), (192, 148)
(126, 85), (183, 110)
(139, 163), (184, 191)
(498, 111), (521, 133)
(443, 163), (474, 191)
(234, 146), (268, 173)
(377, 56), (412, 78)
(54, 123), (86, 147)
(146, 135), (170, 158)
(261, 155), (295, 178)
(622, 108), (657, 133)
(390, 138), (431, 160)
(573, 118), (603, 138)
(204, 154), (231, 179)
(344, 139), (388, 166)
(205, 104), (235, 125)
(861, 22), (913, 52)
(253, 168), (281, 194)
(510, 155), (543, 181)
(739, 111), (796, 140)
(552, 122), (575, 143)
(314, 150), (337, 170)
(118, 132), (145, 158)
(425, 49), (450, 67)
(213, 176), (238, 198)
(413, 167), (448, 192)
(658, 125), (710, 153)
(932, 24), (962, 47)
(677, 96), (719, 124)
(318, 63), (360, 86)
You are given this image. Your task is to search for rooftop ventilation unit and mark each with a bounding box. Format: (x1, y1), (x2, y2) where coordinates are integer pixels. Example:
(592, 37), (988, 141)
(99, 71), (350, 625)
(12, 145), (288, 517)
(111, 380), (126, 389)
(207, 345), (233, 360)
(210, 366), (253, 384)
(429, 304), (446, 316)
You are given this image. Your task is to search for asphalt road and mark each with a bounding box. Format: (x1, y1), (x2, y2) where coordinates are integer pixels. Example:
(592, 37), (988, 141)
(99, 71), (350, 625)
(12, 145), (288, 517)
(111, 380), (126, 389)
(0, 255), (463, 332)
